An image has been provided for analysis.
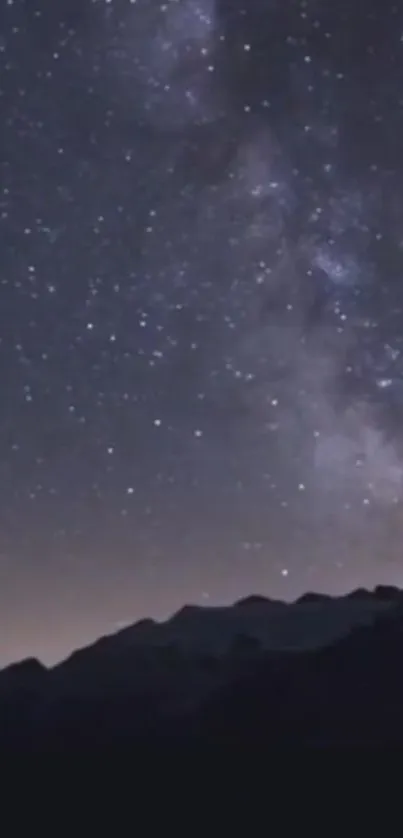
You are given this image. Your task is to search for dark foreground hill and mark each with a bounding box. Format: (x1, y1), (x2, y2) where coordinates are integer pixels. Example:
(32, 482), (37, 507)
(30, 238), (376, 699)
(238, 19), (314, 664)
(2, 585), (403, 746)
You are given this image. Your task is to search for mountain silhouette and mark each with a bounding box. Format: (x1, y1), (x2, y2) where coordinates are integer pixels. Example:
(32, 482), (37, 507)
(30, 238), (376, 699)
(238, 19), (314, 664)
(2, 585), (403, 746)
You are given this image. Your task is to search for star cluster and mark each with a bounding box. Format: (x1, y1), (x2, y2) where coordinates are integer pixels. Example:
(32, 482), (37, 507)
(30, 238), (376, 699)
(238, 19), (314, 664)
(2, 0), (403, 664)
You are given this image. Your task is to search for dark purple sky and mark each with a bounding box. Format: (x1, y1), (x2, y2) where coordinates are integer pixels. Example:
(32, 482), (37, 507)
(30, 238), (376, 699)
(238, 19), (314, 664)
(2, 0), (403, 665)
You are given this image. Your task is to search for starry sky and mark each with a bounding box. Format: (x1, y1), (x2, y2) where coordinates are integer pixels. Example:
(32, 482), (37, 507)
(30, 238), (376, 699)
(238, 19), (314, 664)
(3, 0), (403, 665)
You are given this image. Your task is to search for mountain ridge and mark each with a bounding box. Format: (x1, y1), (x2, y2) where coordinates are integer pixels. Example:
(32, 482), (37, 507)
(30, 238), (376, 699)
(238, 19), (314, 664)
(2, 584), (403, 746)
(3, 583), (401, 674)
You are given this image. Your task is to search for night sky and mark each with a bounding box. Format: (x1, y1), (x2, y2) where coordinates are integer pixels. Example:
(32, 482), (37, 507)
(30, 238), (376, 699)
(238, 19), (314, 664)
(3, 0), (403, 666)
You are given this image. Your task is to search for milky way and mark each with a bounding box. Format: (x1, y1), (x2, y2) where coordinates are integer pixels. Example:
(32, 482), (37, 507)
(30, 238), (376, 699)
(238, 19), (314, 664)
(2, 0), (403, 665)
